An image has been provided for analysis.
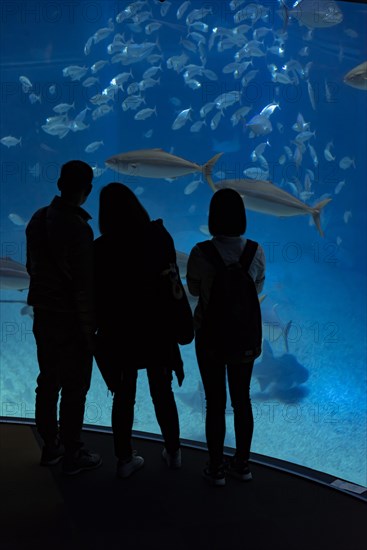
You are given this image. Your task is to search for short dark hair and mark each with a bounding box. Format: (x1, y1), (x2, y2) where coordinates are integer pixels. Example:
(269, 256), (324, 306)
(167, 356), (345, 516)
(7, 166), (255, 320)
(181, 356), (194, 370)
(208, 188), (247, 236)
(57, 160), (93, 198)
(98, 182), (150, 235)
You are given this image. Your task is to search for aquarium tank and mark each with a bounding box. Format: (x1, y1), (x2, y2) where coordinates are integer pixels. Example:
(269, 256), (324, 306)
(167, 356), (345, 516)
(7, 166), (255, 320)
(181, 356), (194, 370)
(0, 0), (366, 489)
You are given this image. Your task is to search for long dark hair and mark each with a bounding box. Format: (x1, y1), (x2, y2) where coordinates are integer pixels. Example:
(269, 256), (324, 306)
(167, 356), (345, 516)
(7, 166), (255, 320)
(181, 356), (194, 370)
(98, 182), (150, 235)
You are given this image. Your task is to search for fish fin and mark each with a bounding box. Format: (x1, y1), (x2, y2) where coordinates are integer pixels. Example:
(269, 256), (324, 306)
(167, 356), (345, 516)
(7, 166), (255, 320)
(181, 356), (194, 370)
(311, 197), (332, 237)
(283, 320), (292, 353)
(203, 152), (223, 193)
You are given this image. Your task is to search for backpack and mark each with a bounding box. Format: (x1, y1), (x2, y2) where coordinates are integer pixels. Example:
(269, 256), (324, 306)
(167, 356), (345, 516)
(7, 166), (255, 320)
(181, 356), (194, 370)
(197, 239), (262, 363)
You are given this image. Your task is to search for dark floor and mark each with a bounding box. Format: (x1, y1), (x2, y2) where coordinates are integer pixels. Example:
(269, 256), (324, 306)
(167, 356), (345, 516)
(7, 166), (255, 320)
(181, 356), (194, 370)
(0, 422), (365, 550)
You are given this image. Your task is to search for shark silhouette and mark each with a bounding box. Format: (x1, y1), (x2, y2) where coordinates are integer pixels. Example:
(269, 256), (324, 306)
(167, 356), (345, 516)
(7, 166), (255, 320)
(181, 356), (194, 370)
(253, 340), (309, 402)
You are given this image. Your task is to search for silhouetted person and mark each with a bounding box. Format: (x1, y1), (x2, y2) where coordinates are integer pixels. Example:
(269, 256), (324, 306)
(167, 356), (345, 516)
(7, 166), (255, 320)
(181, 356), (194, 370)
(26, 160), (102, 475)
(93, 182), (183, 478)
(187, 188), (265, 486)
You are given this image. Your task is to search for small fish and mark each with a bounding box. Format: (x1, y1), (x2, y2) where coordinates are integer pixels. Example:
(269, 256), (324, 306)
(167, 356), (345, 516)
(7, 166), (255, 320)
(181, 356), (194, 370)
(85, 141), (104, 153)
(251, 141), (270, 162)
(19, 75), (32, 92)
(8, 213), (27, 226)
(91, 60), (109, 73)
(53, 102), (75, 114)
(29, 93), (41, 104)
(308, 144), (318, 167)
(260, 102), (280, 118)
(172, 107), (193, 130)
(145, 22), (162, 35)
(292, 113), (310, 132)
(184, 178), (202, 195)
(343, 211), (352, 224)
(177, 1), (191, 20)
(334, 180), (346, 194)
(210, 111), (222, 130)
(92, 165), (108, 178)
(246, 114), (272, 137)
(134, 106), (157, 120)
(307, 80), (316, 111)
(82, 76), (99, 87)
(1, 136), (22, 148)
(243, 167), (269, 180)
(339, 156), (356, 169)
(343, 61), (367, 90)
(324, 141), (335, 161)
(190, 120), (206, 133)
(62, 65), (88, 81)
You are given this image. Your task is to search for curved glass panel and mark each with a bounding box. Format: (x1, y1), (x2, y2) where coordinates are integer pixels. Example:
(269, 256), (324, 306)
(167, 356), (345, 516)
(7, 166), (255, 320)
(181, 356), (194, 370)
(0, 0), (366, 487)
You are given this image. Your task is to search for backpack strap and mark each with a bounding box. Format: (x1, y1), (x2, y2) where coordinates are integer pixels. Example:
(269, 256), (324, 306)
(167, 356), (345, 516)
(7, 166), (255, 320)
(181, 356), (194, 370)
(197, 240), (225, 269)
(239, 239), (258, 272)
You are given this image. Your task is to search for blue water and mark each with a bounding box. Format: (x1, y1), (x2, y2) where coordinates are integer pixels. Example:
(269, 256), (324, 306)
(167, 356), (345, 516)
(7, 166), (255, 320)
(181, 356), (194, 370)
(0, 0), (366, 487)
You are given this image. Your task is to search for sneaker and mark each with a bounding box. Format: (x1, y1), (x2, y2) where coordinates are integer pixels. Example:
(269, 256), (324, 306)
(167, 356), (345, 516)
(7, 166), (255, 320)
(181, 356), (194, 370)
(226, 456), (252, 481)
(202, 463), (226, 487)
(117, 453), (144, 479)
(40, 440), (65, 466)
(162, 447), (182, 469)
(63, 449), (102, 475)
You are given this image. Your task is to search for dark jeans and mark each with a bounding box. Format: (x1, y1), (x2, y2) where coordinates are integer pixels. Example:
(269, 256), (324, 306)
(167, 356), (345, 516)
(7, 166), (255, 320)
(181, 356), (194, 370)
(33, 309), (92, 454)
(195, 331), (255, 467)
(112, 366), (180, 460)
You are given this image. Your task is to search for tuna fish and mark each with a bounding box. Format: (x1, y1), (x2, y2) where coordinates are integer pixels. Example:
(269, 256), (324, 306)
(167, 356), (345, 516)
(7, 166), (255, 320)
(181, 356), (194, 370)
(105, 148), (223, 183)
(0, 258), (30, 291)
(343, 61), (367, 90)
(212, 178), (332, 237)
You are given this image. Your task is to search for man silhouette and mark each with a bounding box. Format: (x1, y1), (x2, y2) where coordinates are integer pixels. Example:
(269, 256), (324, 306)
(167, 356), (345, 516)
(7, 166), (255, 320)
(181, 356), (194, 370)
(26, 160), (102, 475)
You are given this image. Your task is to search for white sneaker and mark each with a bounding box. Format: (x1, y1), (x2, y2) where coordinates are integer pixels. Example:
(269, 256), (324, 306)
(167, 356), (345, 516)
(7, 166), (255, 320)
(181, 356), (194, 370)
(162, 447), (182, 469)
(117, 454), (144, 478)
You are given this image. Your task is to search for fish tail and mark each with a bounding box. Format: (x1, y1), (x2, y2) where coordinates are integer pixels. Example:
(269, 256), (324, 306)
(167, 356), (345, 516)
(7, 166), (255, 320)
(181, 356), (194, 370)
(203, 152), (223, 193)
(311, 197), (332, 237)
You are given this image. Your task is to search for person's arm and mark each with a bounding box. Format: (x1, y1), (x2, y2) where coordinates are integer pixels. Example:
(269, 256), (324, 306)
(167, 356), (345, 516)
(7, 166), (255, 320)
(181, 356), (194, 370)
(186, 245), (202, 296)
(69, 221), (96, 337)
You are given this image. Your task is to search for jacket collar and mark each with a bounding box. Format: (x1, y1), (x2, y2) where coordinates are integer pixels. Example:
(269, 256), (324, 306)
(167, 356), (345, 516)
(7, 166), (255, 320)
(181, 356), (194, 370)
(50, 195), (92, 221)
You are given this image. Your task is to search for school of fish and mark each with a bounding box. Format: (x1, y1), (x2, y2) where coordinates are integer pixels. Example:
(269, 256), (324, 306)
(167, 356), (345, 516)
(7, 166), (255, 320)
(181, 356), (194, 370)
(2, 0), (365, 239)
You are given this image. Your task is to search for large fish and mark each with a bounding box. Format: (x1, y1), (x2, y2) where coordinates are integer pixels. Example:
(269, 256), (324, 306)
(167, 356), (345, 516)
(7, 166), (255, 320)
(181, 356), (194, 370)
(0, 257), (30, 290)
(213, 179), (332, 237)
(105, 148), (223, 183)
(281, 0), (343, 29)
(253, 340), (309, 402)
(343, 61), (367, 91)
